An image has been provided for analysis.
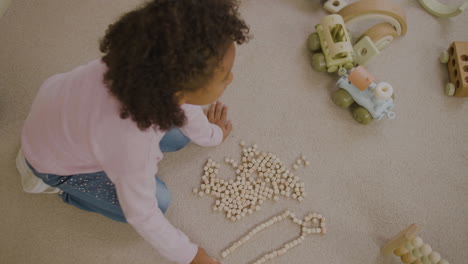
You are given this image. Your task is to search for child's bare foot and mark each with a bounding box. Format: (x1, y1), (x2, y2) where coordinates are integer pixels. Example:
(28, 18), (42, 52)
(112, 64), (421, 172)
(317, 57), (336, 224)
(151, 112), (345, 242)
(205, 101), (232, 141)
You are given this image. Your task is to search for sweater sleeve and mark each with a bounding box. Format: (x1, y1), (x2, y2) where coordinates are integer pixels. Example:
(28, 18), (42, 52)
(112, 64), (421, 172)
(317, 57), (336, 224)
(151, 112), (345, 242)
(179, 104), (223, 147)
(91, 117), (198, 264)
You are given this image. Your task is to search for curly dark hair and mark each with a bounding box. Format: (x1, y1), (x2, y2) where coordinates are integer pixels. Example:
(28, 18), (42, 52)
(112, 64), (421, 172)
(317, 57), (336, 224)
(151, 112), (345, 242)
(99, 0), (250, 131)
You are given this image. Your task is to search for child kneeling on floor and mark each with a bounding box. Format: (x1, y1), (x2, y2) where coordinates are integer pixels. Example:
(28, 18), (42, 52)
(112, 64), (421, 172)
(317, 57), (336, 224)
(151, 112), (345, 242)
(18, 0), (249, 263)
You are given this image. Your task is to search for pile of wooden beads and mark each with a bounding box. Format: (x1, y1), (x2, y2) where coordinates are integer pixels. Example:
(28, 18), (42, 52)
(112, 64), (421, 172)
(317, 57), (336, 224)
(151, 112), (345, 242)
(394, 237), (449, 264)
(192, 141), (310, 221)
(221, 210), (326, 264)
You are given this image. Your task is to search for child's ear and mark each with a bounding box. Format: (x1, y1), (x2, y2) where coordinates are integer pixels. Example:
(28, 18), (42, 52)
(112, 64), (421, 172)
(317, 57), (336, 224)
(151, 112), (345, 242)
(175, 91), (186, 105)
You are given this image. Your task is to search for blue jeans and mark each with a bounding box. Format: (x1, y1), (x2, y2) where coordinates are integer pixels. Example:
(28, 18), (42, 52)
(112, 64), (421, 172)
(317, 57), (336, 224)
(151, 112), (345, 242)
(28, 128), (190, 223)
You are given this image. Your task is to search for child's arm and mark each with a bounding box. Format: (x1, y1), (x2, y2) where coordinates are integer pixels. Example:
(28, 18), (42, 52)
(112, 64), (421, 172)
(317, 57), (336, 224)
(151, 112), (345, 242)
(179, 102), (232, 145)
(204, 101), (232, 142)
(91, 118), (198, 264)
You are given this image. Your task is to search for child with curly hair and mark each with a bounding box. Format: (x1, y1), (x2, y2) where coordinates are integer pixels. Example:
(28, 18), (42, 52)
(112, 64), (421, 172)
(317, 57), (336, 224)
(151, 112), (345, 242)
(18, 0), (250, 263)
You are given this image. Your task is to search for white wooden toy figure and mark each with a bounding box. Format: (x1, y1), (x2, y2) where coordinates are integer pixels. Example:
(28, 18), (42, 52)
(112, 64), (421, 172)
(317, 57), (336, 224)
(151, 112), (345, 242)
(382, 224), (450, 264)
(221, 210), (326, 264)
(193, 141), (309, 221)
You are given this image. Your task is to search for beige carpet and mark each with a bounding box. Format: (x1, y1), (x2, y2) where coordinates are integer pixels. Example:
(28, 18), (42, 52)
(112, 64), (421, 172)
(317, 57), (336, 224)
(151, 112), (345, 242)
(1, 0), (467, 263)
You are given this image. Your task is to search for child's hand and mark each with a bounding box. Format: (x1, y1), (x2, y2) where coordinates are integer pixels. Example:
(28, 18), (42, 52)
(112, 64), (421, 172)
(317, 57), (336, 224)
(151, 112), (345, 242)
(190, 247), (221, 264)
(205, 101), (232, 141)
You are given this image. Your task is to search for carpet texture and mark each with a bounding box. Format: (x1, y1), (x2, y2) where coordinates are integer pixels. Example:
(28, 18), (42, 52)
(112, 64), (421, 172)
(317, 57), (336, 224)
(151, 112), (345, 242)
(0, 0), (467, 263)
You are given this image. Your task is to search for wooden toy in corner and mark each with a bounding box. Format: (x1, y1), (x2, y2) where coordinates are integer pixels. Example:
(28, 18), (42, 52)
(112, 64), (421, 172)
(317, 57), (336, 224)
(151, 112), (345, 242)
(439, 41), (468, 97)
(382, 224), (451, 264)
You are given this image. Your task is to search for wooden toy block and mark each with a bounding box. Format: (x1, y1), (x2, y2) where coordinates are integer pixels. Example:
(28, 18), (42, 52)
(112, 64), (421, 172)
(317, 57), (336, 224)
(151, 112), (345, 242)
(445, 42), (468, 97)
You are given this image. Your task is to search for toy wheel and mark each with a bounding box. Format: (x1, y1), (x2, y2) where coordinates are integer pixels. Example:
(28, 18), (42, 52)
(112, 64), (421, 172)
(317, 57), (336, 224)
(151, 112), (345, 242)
(307, 32), (321, 52)
(445, 83), (455, 96)
(352, 106), (373, 125)
(311, 53), (327, 72)
(439, 51), (449, 64)
(338, 67), (347, 76)
(332, 89), (354, 109)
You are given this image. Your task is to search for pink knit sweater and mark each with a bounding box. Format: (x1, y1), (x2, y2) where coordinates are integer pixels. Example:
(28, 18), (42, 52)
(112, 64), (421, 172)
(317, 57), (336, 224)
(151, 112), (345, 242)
(22, 59), (223, 263)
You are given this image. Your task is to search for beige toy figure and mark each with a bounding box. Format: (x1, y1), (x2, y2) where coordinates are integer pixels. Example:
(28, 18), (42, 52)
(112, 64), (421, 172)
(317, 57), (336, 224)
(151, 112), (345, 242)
(382, 224), (450, 264)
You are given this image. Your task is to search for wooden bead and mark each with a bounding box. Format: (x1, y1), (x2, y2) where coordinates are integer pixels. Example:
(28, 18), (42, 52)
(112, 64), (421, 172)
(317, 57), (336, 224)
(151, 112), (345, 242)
(401, 252), (417, 263)
(404, 242), (414, 251)
(412, 248), (422, 258)
(394, 247), (409, 257)
(419, 244), (432, 256)
(321, 227), (327, 234)
(420, 256), (431, 264)
(411, 236), (423, 248)
(429, 252), (441, 263)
